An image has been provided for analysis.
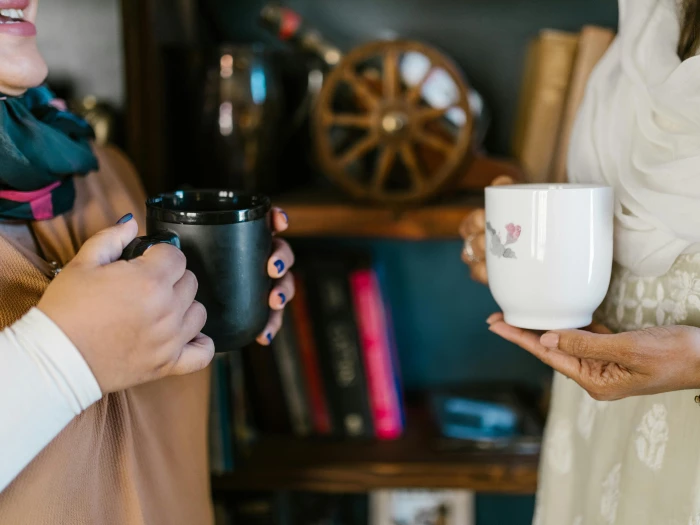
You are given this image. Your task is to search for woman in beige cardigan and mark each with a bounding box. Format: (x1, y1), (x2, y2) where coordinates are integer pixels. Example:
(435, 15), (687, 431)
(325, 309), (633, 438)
(0, 1), (295, 523)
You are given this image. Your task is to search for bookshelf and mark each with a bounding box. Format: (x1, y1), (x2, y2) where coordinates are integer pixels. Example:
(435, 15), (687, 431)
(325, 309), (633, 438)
(276, 189), (483, 240)
(211, 405), (539, 495)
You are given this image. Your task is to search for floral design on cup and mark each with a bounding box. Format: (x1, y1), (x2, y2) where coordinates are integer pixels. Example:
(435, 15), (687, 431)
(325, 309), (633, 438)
(486, 221), (521, 259)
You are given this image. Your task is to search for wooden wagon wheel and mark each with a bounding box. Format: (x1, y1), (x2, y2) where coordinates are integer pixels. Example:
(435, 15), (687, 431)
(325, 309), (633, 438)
(313, 40), (475, 204)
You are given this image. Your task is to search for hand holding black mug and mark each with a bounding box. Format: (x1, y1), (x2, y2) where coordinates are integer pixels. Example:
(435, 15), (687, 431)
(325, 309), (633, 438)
(121, 190), (295, 351)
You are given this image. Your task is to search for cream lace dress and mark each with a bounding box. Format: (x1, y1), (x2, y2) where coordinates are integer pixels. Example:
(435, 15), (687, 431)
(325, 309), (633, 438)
(533, 1), (700, 523)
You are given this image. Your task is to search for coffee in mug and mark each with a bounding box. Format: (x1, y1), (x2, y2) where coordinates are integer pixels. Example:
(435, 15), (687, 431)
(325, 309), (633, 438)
(121, 190), (272, 351)
(485, 183), (613, 330)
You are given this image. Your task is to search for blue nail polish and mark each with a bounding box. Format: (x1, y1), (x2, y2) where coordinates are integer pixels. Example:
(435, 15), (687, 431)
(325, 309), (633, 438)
(281, 210), (289, 223)
(266, 332), (273, 343)
(117, 213), (133, 224)
(278, 292), (286, 305)
(274, 260), (285, 274)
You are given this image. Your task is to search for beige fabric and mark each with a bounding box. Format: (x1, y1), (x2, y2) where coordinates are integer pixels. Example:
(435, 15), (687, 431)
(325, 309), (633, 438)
(535, 256), (700, 525)
(0, 145), (213, 525)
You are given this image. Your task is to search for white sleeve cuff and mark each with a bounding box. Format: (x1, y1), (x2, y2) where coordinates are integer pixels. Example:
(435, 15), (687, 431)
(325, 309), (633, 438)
(9, 307), (102, 413)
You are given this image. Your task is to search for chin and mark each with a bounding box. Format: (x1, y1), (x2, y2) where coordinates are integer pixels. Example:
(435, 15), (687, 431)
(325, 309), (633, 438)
(0, 38), (47, 96)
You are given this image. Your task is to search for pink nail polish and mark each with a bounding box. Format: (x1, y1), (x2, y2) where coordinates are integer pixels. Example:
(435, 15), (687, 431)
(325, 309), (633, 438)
(540, 333), (560, 348)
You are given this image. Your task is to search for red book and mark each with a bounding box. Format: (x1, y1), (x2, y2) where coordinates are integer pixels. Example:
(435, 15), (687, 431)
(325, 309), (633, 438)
(290, 273), (332, 435)
(349, 269), (403, 440)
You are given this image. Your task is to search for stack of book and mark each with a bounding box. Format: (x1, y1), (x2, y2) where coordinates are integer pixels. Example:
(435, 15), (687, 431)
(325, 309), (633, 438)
(208, 251), (406, 474)
(513, 25), (616, 183)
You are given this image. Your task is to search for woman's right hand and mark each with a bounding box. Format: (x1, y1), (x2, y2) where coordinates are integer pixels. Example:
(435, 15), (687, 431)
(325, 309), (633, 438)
(459, 175), (515, 284)
(37, 216), (214, 394)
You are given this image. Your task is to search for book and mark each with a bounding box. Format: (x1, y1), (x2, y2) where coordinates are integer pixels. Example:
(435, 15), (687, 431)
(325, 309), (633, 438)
(208, 357), (224, 474)
(512, 29), (579, 183)
(209, 354), (234, 473)
(272, 319), (313, 436)
(230, 349), (256, 460)
(550, 25), (615, 182)
(290, 271), (333, 435)
(305, 256), (375, 438)
(242, 344), (293, 435)
(369, 490), (474, 525)
(349, 266), (404, 440)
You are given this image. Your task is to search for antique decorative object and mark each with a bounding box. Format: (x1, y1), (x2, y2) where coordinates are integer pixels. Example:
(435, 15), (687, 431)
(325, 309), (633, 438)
(312, 39), (479, 205)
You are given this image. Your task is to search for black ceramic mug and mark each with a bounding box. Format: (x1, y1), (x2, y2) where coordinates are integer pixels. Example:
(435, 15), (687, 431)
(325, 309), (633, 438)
(121, 190), (272, 352)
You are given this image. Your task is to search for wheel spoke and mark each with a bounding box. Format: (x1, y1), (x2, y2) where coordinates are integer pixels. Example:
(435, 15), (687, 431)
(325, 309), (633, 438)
(372, 145), (397, 191)
(339, 133), (379, 167)
(405, 66), (437, 104)
(383, 49), (399, 100)
(324, 113), (373, 128)
(342, 70), (379, 109)
(400, 143), (424, 189)
(415, 129), (454, 154)
(414, 106), (449, 122)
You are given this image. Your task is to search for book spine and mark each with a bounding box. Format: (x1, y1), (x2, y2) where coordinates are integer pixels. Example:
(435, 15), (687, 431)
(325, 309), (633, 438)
(516, 29), (579, 183)
(242, 345), (293, 435)
(272, 320), (313, 436)
(349, 269), (403, 440)
(550, 25), (615, 182)
(290, 272), (332, 435)
(229, 349), (255, 459)
(374, 261), (406, 429)
(305, 260), (374, 438)
(208, 357), (224, 474)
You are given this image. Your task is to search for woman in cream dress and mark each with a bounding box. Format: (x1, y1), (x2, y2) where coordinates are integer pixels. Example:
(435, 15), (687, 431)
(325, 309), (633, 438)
(462, 0), (700, 523)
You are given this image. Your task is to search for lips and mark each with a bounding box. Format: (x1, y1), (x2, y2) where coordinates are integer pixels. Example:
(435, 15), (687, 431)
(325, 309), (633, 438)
(0, 0), (29, 9)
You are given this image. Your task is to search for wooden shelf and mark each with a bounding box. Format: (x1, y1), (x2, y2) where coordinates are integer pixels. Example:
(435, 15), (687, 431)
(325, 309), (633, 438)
(275, 189), (482, 240)
(211, 406), (539, 494)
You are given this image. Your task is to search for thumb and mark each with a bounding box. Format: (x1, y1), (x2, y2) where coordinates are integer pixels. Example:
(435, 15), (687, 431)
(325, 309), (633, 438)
(168, 334), (215, 377)
(73, 215), (139, 267)
(540, 329), (622, 361)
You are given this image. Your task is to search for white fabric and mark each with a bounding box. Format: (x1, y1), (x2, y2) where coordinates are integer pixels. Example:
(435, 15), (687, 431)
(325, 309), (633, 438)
(568, 0), (700, 276)
(0, 307), (102, 493)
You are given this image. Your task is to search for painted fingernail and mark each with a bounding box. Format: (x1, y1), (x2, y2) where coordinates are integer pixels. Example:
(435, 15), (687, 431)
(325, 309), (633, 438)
(274, 260), (285, 274)
(281, 210), (289, 223)
(266, 332), (273, 343)
(117, 213), (133, 224)
(540, 333), (560, 348)
(278, 292), (286, 305)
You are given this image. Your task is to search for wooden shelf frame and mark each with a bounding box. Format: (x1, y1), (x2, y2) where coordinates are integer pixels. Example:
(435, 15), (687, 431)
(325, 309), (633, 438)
(275, 190), (482, 240)
(211, 406), (539, 494)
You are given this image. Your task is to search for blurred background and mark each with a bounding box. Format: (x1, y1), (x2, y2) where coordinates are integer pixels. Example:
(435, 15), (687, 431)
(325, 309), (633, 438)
(37, 1), (618, 524)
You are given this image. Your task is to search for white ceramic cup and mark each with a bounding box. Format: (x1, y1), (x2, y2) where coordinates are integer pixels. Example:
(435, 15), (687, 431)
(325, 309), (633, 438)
(485, 183), (614, 330)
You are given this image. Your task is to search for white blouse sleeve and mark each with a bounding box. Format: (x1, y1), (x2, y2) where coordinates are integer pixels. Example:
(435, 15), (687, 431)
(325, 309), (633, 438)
(0, 307), (102, 493)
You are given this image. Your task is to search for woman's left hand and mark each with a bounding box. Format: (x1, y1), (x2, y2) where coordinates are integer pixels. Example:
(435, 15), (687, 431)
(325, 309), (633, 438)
(487, 313), (700, 400)
(256, 207), (295, 346)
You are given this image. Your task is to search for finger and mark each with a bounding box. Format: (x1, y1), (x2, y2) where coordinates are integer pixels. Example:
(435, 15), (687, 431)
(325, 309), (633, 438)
(268, 237), (295, 278)
(589, 322), (613, 335)
(180, 300), (208, 345)
(491, 175), (515, 186)
(169, 333), (215, 376)
(539, 329), (626, 361)
(486, 312), (504, 325)
(256, 309), (284, 346)
(470, 262), (487, 283)
(466, 209), (485, 235)
(173, 270), (199, 312)
(489, 321), (582, 379)
(269, 272), (295, 310)
(139, 243), (188, 285)
(73, 216), (139, 267)
(271, 207), (289, 234)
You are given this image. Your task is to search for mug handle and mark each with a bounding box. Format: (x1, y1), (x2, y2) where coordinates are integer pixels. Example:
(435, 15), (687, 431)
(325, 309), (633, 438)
(120, 230), (181, 261)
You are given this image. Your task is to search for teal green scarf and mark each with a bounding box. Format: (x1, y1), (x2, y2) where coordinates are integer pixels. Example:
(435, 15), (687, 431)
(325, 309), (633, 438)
(0, 85), (98, 221)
